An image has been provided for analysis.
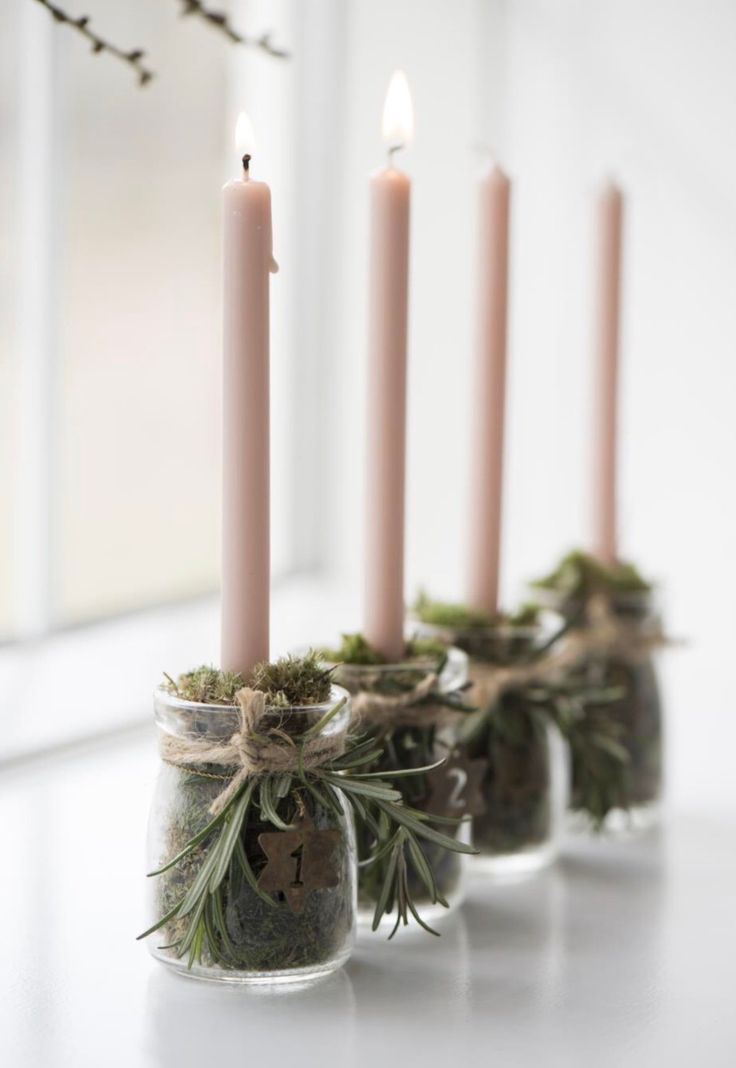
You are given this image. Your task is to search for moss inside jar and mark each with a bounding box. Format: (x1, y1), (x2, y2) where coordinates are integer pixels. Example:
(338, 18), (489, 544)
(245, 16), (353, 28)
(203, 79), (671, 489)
(532, 551), (664, 830)
(320, 633), (473, 926)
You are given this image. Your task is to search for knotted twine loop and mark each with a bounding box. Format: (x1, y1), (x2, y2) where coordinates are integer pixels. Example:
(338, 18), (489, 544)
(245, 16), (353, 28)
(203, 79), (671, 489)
(469, 595), (670, 712)
(160, 688), (348, 816)
(351, 672), (464, 731)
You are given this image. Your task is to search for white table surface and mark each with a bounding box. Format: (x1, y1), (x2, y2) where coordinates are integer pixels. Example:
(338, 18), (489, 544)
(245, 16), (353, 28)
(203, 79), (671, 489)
(2, 728), (735, 1068)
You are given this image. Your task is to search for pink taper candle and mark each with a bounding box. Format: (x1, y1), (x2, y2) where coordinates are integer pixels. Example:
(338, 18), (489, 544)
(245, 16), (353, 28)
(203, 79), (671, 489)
(591, 181), (623, 565)
(221, 113), (277, 675)
(466, 164), (511, 617)
(363, 71), (413, 662)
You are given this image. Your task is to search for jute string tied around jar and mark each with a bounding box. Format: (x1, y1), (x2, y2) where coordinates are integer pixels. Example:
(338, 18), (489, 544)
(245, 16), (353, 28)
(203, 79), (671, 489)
(351, 672), (465, 731)
(469, 596), (669, 712)
(160, 688), (348, 816)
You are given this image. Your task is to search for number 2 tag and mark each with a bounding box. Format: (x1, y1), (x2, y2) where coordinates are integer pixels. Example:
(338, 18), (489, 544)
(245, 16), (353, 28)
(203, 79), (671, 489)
(424, 750), (487, 819)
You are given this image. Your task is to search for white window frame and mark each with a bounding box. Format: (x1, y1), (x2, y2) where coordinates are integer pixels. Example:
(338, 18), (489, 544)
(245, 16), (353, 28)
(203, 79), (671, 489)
(2, 1), (350, 760)
(7, 1), (347, 648)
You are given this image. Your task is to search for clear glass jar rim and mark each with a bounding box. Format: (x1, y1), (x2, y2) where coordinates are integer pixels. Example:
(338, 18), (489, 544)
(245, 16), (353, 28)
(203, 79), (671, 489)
(153, 682), (351, 715)
(409, 618), (542, 639)
(531, 585), (658, 610)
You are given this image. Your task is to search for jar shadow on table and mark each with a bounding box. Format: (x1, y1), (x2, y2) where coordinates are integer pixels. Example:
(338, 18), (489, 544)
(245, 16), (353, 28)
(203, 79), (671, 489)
(556, 827), (668, 1017)
(346, 909), (472, 1025)
(461, 865), (567, 1017)
(457, 829), (667, 1021)
(558, 825), (666, 891)
(144, 833), (668, 1058)
(145, 965), (358, 1066)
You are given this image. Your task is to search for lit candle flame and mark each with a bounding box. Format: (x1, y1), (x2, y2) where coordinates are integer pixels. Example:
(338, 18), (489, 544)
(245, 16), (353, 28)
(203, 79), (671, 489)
(235, 111), (256, 159)
(382, 70), (414, 152)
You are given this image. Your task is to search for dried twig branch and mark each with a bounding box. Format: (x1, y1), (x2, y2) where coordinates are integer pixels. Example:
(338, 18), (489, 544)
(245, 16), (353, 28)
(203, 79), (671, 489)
(33, 0), (289, 88)
(33, 0), (155, 86)
(177, 1), (289, 59)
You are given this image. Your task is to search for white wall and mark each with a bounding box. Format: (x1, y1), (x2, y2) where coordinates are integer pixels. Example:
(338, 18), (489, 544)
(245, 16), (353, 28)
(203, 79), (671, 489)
(6, 1), (734, 812)
(501, 0), (736, 815)
(316, 0), (736, 814)
(325, 0), (497, 598)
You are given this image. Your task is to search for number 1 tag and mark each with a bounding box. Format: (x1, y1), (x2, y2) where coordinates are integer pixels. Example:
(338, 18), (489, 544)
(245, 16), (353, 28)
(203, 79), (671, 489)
(258, 816), (342, 914)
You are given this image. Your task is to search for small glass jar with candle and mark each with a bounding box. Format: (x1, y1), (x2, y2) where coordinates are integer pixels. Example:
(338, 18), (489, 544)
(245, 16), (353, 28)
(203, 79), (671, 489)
(412, 614), (568, 878)
(324, 642), (473, 927)
(143, 685), (356, 984)
(536, 584), (664, 833)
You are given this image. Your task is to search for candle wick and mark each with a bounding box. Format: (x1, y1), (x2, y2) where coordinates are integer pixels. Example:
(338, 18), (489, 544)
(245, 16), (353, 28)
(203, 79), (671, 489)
(387, 143), (404, 166)
(242, 153), (251, 176)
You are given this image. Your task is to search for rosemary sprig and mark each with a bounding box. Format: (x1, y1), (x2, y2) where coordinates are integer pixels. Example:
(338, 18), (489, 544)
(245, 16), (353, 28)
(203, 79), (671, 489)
(464, 660), (630, 830)
(327, 640), (478, 925)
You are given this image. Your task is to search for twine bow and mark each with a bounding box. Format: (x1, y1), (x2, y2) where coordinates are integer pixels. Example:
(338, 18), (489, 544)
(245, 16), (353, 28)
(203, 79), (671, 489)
(160, 688), (347, 816)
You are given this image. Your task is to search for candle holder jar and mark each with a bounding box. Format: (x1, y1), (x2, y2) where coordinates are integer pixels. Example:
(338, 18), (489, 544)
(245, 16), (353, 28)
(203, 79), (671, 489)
(537, 586), (664, 833)
(331, 647), (472, 925)
(413, 620), (567, 878)
(144, 686), (356, 985)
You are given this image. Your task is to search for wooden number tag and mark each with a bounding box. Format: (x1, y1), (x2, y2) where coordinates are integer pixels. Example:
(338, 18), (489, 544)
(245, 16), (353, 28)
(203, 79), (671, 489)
(424, 749), (487, 819)
(257, 815), (342, 914)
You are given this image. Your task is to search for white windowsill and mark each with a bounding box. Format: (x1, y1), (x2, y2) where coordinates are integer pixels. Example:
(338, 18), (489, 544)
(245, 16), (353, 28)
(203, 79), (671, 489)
(0, 573), (360, 764)
(2, 727), (735, 1067)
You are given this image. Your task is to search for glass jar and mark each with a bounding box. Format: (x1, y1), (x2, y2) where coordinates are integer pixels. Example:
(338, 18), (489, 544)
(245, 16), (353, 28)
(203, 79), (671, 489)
(332, 647), (471, 924)
(414, 621), (568, 878)
(538, 588), (663, 832)
(145, 686), (356, 984)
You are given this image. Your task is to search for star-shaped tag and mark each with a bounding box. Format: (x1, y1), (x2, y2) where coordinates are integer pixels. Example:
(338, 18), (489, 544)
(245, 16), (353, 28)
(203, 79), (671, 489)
(424, 749), (487, 819)
(257, 815), (342, 914)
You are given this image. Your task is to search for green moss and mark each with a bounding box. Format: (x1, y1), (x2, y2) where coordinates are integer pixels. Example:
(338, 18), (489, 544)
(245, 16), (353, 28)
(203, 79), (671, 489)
(508, 603), (541, 627)
(406, 636), (450, 660)
(319, 631), (447, 667)
(163, 665), (245, 705)
(320, 633), (384, 666)
(413, 591), (540, 630)
(413, 592), (493, 628)
(532, 550), (651, 598)
(465, 699), (554, 855)
(164, 651), (334, 708)
(155, 775), (353, 974)
(249, 652), (334, 707)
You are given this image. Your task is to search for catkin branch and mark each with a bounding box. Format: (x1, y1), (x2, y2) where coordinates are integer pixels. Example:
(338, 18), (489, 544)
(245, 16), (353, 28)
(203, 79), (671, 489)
(176, 1), (289, 59)
(33, 0), (154, 86)
(33, 0), (289, 89)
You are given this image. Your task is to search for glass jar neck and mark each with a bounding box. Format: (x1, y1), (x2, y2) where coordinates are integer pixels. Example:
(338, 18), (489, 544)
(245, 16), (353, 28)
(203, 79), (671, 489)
(412, 621), (540, 666)
(153, 685), (351, 741)
(534, 586), (656, 627)
(331, 645), (467, 695)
